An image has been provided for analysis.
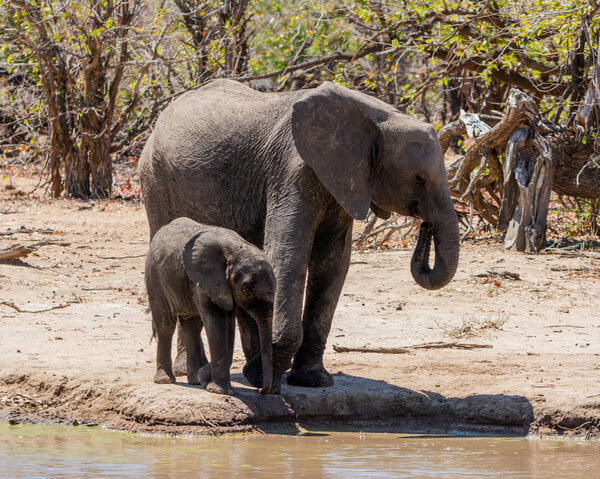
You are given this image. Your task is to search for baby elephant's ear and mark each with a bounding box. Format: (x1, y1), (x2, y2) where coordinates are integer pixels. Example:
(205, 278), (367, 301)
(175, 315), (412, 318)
(183, 232), (234, 311)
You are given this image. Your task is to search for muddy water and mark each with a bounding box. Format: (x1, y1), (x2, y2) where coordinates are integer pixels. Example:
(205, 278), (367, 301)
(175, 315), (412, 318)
(1, 424), (599, 478)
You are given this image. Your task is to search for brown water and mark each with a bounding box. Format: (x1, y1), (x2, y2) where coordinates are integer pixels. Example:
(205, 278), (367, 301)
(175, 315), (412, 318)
(1, 424), (599, 478)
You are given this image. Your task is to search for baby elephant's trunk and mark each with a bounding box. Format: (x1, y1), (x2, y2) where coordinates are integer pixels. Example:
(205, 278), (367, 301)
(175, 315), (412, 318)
(258, 320), (273, 394)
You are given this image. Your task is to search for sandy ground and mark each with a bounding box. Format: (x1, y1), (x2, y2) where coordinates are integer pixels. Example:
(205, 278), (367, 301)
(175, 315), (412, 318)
(0, 175), (599, 437)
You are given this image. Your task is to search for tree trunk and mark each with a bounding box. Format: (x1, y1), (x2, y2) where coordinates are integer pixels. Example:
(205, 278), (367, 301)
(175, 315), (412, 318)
(502, 128), (555, 252)
(81, 35), (111, 200)
(49, 150), (63, 198)
(442, 88), (584, 252)
(63, 148), (90, 198)
(89, 135), (112, 199)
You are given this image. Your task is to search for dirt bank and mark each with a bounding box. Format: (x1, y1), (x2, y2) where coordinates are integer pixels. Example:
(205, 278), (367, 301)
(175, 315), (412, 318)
(1, 175), (599, 437)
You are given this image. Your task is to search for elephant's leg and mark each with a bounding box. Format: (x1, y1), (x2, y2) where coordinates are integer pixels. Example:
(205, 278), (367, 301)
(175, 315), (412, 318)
(237, 308), (262, 388)
(199, 299), (235, 395)
(245, 204), (317, 394)
(178, 315), (208, 385)
(150, 296), (177, 384)
(173, 320), (188, 377)
(288, 219), (352, 387)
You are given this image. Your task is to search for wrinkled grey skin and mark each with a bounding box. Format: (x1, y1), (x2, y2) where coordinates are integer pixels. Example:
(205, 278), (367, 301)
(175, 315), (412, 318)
(139, 80), (460, 394)
(145, 217), (275, 395)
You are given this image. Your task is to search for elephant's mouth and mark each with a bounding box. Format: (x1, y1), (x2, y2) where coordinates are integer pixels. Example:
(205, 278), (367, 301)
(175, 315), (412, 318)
(370, 201), (392, 219)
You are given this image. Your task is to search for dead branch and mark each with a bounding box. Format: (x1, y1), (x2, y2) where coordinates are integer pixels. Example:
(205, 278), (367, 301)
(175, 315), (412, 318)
(407, 342), (493, 350)
(0, 226), (56, 236)
(188, 407), (223, 431)
(460, 201), (474, 242)
(353, 218), (414, 246)
(332, 345), (410, 354)
(238, 44), (388, 82)
(0, 241), (71, 261)
(96, 253), (146, 259)
(473, 269), (521, 280)
(438, 120), (466, 154)
(450, 92), (539, 192)
(441, 88), (566, 251)
(81, 286), (120, 291)
(0, 301), (71, 313)
(353, 212), (416, 249)
(0, 245), (35, 261)
(333, 342), (493, 353)
(545, 324), (585, 328)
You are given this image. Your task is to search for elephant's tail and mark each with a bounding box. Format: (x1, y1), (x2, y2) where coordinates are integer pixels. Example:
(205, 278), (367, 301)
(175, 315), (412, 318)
(150, 322), (156, 344)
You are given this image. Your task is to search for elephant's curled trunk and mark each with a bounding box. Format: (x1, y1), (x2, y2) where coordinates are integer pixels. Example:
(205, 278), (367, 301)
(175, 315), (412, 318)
(410, 213), (460, 290)
(258, 321), (273, 394)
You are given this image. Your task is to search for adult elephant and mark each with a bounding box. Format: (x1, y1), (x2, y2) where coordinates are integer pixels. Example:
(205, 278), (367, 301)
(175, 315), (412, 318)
(139, 79), (460, 394)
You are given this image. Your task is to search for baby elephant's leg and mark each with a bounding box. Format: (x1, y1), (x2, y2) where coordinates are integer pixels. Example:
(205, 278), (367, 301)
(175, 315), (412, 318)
(201, 303), (235, 395)
(179, 315), (208, 385)
(173, 321), (188, 377)
(152, 308), (177, 384)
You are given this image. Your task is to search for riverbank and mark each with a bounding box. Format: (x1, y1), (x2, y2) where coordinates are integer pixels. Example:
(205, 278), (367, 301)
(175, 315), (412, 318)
(1, 175), (599, 437)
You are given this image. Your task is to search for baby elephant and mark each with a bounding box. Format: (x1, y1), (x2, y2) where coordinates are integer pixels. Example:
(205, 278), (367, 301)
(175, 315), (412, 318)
(145, 217), (275, 395)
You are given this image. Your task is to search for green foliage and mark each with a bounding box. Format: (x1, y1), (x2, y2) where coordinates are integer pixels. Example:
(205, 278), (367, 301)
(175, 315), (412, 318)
(1, 0), (600, 202)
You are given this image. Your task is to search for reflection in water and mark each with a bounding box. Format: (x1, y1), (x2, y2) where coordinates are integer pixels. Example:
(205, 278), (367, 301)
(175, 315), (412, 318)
(1, 423), (599, 478)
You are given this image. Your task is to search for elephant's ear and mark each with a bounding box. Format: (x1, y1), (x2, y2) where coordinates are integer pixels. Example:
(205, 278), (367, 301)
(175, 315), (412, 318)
(291, 82), (385, 220)
(183, 232), (234, 311)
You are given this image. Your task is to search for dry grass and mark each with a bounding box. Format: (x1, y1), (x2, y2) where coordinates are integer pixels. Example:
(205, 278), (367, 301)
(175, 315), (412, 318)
(438, 312), (510, 338)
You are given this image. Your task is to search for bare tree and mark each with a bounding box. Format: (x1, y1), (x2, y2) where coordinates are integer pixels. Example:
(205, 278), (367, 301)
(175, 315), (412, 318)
(4, 0), (152, 198)
(174, 0), (250, 78)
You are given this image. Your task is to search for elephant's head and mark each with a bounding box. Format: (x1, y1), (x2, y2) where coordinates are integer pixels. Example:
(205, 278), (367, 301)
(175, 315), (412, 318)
(291, 82), (459, 290)
(183, 231), (275, 394)
(228, 254), (275, 395)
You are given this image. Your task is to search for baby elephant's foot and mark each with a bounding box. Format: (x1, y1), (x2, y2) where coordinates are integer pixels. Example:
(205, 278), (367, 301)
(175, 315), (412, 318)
(242, 356), (263, 389)
(154, 368), (175, 384)
(206, 381), (234, 396)
(197, 364), (211, 388)
(269, 375), (282, 395)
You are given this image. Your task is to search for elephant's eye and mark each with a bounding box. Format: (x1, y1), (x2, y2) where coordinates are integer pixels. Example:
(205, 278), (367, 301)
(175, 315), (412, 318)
(241, 280), (253, 294)
(415, 174), (427, 185)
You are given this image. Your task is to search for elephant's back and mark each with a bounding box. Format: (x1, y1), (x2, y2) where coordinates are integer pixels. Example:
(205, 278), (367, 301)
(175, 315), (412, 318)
(149, 80), (288, 173)
(140, 80), (293, 243)
(156, 80), (287, 139)
(146, 218), (203, 313)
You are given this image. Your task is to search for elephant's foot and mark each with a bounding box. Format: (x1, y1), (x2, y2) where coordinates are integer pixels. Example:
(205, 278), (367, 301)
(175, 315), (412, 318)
(206, 381), (234, 396)
(242, 356), (263, 389)
(270, 375), (282, 395)
(173, 350), (187, 377)
(154, 368), (175, 384)
(287, 365), (333, 388)
(243, 356), (281, 394)
(187, 369), (201, 386)
(197, 364), (211, 388)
